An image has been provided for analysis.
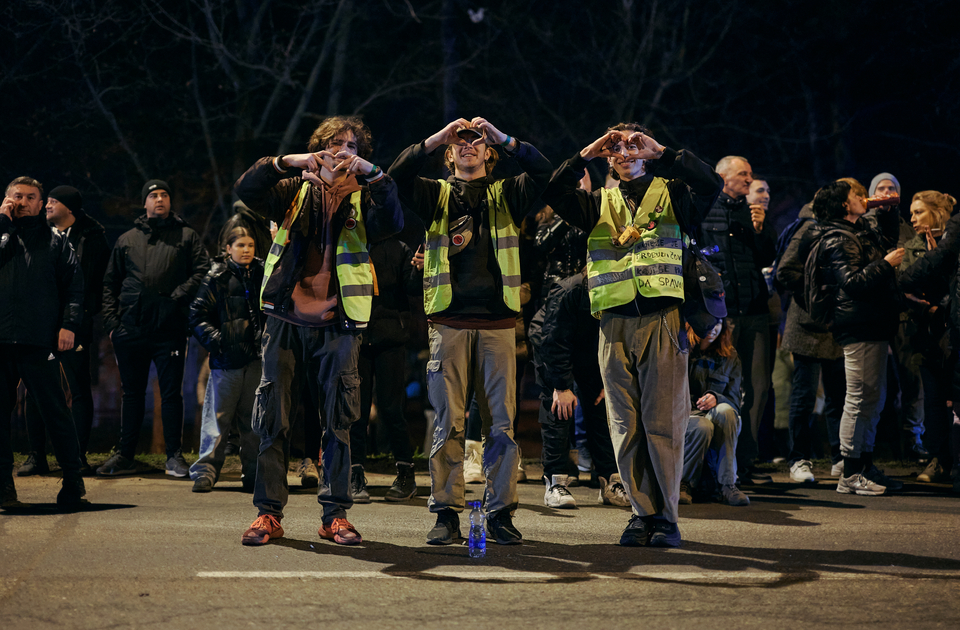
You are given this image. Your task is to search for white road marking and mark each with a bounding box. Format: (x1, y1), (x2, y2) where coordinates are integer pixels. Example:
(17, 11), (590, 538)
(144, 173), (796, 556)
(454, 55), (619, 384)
(197, 570), (958, 582)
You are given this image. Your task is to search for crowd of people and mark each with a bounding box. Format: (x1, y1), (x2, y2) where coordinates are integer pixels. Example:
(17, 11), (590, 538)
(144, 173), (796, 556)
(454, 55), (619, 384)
(2, 114), (958, 551)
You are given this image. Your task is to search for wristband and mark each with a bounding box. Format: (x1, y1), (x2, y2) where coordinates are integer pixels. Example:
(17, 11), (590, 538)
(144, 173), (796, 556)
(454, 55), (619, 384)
(501, 135), (513, 147)
(366, 166), (384, 182)
(273, 156), (288, 174)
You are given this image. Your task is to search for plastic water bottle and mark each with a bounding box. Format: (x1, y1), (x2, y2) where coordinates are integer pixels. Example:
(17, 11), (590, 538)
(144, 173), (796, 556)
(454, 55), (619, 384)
(699, 244), (720, 256)
(468, 501), (486, 558)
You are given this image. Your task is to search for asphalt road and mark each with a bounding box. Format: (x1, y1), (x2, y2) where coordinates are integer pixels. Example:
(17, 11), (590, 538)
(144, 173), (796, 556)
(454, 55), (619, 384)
(2, 465), (959, 629)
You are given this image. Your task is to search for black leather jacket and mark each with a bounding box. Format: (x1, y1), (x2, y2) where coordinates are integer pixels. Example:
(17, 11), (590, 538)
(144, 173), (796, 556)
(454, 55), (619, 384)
(813, 211), (900, 345)
(190, 258), (265, 370)
(535, 215), (586, 299)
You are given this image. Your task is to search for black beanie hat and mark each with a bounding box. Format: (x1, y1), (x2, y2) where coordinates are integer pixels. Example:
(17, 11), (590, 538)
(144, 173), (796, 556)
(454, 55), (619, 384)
(48, 185), (83, 217)
(141, 179), (172, 205)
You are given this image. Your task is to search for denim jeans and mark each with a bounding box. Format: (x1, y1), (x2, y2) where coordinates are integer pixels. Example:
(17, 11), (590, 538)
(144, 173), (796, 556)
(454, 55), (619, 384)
(251, 317), (360, 521)
(788, 354), (845, 465)
(683, 403), (740, 488)
(839, 341), (888, 459)
(190, 361), (261, 484)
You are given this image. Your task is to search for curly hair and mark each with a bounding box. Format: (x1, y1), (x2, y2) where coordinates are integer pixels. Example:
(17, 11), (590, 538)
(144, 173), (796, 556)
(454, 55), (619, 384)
(912, 190), (957, 232)
(307, 116), (373, 158)
(812, 180), (853, 223)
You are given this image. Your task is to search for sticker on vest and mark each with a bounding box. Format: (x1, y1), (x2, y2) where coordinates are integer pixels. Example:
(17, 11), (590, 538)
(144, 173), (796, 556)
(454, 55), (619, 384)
(426, 360), (441, 373)
(345, 218), (357, 229)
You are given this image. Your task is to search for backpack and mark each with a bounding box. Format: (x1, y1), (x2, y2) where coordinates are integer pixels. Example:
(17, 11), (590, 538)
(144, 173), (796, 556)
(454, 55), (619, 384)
(803, 227), (860, 329)
(771, 215), (811, 294)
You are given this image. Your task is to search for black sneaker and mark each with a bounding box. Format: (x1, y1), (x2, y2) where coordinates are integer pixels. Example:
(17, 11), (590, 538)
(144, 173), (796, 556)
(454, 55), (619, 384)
(619, 515), (652, 547)
(165, 450), (190, 478)
(649, 519), (682, 548)
(57, 474), (86, 510)
(863, 465), (903, 491)
(17, 454), (50, 477)
(427, 509), (461, 545)
(1, 475), (18, 509)
(487, 509), (522, 545)
(351, 464), (371, 504)
(192, 477), (214, 493)
(384, 462), (417, 502)
(97, 453), (137, 477)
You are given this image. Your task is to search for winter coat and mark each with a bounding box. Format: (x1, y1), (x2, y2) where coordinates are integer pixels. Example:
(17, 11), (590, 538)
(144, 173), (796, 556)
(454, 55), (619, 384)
(363, 237), (418, 347)
(61, 212), (110, 343)
(234, 158), (402, 326)
(190, 258), (265, 370)
(776, 205), (842, 360)
(700, 193), (777, 317)
(527, 272), (603, 399)
(688, 344), (742, 416)
(102, 214), (211, 341)
(535, 214), (587, 298)
(812, 211), (900, 345)
(0, 214), (83, 350)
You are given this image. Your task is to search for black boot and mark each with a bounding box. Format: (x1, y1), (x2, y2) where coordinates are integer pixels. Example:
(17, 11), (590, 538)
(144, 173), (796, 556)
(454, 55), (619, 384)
(57, 473), (86, 510)
(384, 462), (417, 502)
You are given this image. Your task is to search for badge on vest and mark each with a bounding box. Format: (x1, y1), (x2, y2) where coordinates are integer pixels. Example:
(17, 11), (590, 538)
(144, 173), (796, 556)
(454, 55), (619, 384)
(345, 218), (357, 229)
(613, 225), (641, 248)
(448, 214), (473, 256)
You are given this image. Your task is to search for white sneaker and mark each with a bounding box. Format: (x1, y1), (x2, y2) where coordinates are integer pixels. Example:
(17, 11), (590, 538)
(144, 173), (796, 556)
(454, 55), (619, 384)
(598, 473), (630, 507)
(836, 473), (886, 496)
(543, 474), (577, 509)
(464, 440), (484, 484)
(830, 461), (844, 477)
(790, 459), (816, 483)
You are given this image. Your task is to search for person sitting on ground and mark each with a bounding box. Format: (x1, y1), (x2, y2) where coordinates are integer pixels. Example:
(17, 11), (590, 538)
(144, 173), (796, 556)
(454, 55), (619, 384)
(188, 226), (265, 494)
(680, 319), (750, 507)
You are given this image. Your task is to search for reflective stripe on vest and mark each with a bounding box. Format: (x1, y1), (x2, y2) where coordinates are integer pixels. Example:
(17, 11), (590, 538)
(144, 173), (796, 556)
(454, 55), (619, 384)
(260, 183), (374, 321)
(422, 180), (521, 315)
(585, 178), (683, 314)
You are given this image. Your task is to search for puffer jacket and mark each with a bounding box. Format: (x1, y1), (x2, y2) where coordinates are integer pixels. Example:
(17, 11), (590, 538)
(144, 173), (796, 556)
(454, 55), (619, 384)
(0, 214), (83, 350)
(700, 192), (777, 316)
(688, 343), (742, 415)
(190, 257), (265, 370)
(535, 214), (587, 298)
(102, 214), (211, 340)
(812, 212), (899, 345)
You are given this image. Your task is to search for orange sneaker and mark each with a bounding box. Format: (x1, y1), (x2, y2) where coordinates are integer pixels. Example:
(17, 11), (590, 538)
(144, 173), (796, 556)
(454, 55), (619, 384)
(242, 514), (284, 546)
(318, 517), (362, 545)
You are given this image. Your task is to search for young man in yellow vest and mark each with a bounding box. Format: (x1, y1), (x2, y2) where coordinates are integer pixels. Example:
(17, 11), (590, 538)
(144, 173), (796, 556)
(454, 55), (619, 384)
(543, 123), (722, 547)
(233, 116), (403, 547)
(388, 117), (552, 545)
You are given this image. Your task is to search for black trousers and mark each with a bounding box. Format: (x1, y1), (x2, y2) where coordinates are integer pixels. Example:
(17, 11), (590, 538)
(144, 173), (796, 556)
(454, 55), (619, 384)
(350, 343), (413, 465)
(112, 336), (187, 459)
(1, 344), (82, 477)
(24, 345), (95, 460)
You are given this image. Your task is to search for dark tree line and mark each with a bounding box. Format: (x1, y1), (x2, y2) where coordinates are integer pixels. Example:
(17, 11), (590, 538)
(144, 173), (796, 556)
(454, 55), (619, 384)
(1, 0), (957, 242)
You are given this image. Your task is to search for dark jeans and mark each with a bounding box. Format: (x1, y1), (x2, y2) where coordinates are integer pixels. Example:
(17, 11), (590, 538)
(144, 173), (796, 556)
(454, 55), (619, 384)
(1, 344), (82, 477)
(788, 354), (845, 465)
(731, 314), (773, 473)
(24, 345), (94, 460)
(350, 343), (413, 465)
(252, 317), (361, 521)
(538, 381), (617, 480)
(112, 335), (187, 459)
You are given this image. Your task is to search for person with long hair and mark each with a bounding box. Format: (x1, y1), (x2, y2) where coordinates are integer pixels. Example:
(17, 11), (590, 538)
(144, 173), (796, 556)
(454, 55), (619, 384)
(680, 319), (750, 506)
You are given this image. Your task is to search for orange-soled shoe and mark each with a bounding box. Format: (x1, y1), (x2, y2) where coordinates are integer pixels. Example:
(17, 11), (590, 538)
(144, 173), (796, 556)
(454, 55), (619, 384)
(319, 517), (362, 545)
(242, 514), (283, 546)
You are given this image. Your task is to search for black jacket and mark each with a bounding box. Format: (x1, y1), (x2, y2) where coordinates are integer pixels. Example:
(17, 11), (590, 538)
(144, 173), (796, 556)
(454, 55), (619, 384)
(102, 214), (211, 340)
(0, 214), (83, 350)
(688, 344), (742, 416)
(60, 213), (110, 344)
(364, 237), (418, 347)
(190, 258), (265, 370)
(813, 210), (900, 345)
(700, 193), (777, 317)
(535, 214), (587, 299)
(542, 147), (723, 317)
(528, 272), (603, 399)
(234, 158), (403, 327)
